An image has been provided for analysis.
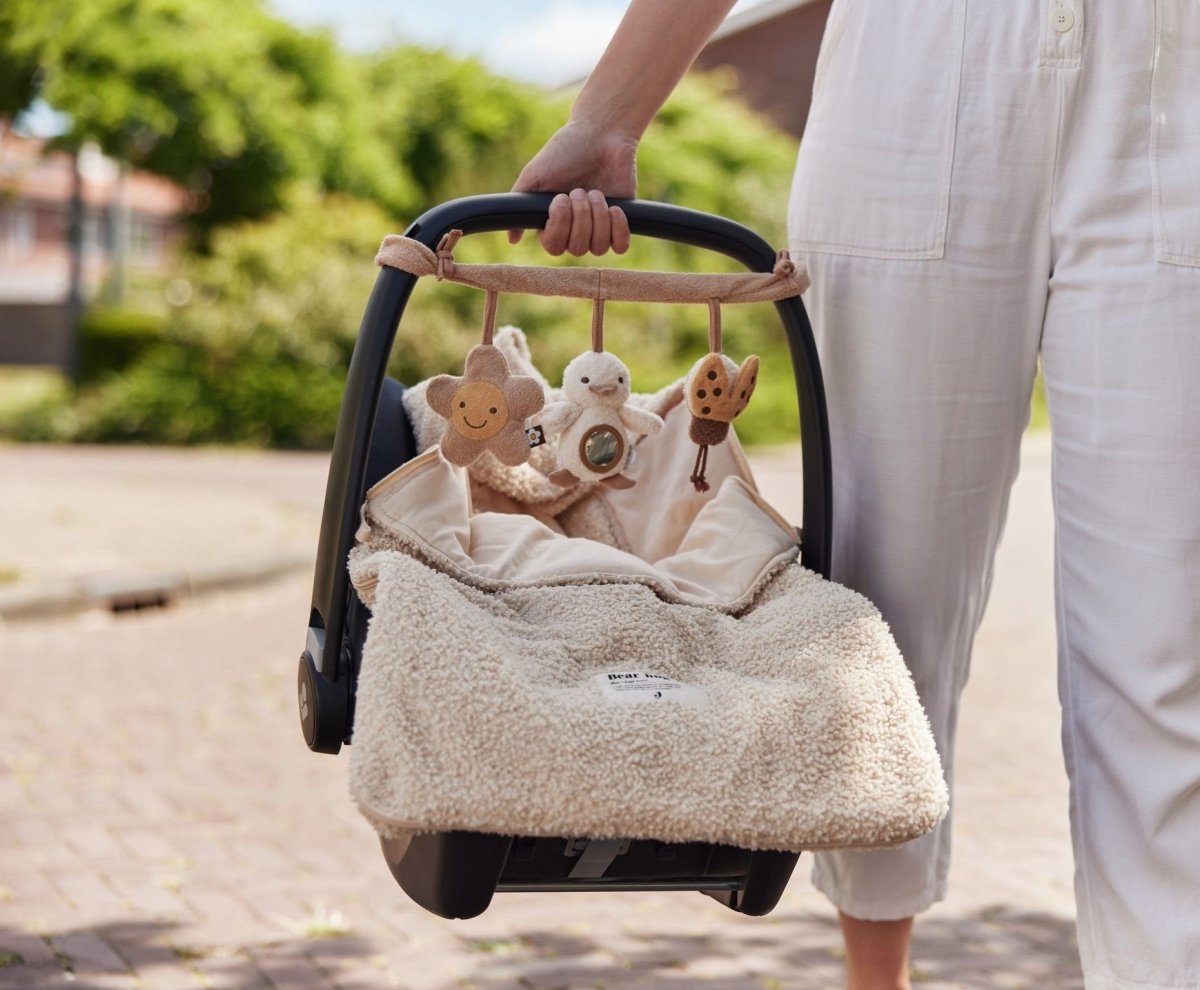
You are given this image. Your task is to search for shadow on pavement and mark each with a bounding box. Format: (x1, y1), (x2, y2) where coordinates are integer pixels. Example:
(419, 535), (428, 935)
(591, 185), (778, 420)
(0, 919), (380, 989)
(0, 908), (1082, 989)
(455, 906), (1082, 990)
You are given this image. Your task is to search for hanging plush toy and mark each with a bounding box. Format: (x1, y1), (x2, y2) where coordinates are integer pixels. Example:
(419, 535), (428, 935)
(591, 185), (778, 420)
(426, 291), (546, 466)
(684, 300), (759, 492)
(540, 301), (663, 490)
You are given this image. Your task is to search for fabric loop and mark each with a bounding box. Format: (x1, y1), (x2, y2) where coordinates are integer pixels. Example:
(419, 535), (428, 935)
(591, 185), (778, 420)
(434, 229), (463, 281)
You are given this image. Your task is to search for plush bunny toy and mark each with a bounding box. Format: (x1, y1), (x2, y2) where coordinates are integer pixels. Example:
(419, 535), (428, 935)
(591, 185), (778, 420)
(540, 349), (663, 490)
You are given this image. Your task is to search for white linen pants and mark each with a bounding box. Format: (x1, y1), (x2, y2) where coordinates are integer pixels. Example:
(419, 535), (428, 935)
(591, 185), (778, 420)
(787, 1), (1200, 986)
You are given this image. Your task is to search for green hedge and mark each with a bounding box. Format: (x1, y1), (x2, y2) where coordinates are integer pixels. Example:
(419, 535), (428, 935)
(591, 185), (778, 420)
(78, 308), (169, 384)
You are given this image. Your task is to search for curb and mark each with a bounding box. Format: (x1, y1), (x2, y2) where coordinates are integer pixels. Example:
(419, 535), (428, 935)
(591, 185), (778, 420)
(0, 553), (313, 622)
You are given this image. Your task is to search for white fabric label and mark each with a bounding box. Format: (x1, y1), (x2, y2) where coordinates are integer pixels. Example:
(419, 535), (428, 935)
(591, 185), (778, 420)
(594, 671), (706, 706)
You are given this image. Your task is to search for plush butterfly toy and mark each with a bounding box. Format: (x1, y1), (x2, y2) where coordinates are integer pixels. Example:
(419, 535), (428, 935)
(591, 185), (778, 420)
(683, 300), (759, 492)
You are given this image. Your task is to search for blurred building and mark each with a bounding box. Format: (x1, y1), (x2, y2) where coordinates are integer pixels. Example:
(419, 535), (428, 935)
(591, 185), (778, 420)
(0, 129), (188, 368)
(696, 0), (832, 140)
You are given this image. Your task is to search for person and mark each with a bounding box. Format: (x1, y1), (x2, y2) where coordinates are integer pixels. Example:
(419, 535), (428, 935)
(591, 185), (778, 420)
(508, 1), (1200, 988)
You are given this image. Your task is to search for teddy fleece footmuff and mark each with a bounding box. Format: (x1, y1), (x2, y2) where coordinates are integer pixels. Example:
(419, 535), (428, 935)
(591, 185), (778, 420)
(345, 328), (948, 853)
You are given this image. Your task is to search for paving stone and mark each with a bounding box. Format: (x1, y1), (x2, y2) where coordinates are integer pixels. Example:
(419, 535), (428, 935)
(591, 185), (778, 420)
(60, 824), (127, 862)
(2, 872), (80, 932)
(0, 962), (75, 989)
(175, 890), (276, 949)
(251, 949), (337, 990)
(50, 874), (131, 920)
(113, 825), (184, 864)
(106, 880), (191, 922)
(0, 932), (57, 967)
(49, 931), (129, 973)
(189, 950), (273, 990)
(65, 971), (144, 990)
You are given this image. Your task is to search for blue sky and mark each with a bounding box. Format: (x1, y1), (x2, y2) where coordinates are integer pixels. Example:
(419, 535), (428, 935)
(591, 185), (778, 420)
(268, 0), (757, 86)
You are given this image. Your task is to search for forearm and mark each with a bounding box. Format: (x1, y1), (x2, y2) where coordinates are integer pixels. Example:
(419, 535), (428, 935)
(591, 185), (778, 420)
(570, 0), (738, 141)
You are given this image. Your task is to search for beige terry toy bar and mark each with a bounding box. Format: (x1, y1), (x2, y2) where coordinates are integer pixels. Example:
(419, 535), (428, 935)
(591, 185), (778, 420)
(375, 230), (810, 304)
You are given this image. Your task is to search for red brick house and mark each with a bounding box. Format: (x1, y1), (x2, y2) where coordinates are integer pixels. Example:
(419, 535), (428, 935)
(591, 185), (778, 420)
(0, 128), (188, 368)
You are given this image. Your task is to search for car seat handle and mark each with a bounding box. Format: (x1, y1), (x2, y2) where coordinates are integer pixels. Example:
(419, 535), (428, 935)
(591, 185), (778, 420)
(404, 193), (791, 269)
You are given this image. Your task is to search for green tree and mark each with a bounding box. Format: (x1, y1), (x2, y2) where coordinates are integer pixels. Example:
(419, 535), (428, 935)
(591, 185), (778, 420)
(365, 46), (568, 206)
(0, 0), (416, 235)
(361, 51), (798, 247)
(0, 8), (39, 121)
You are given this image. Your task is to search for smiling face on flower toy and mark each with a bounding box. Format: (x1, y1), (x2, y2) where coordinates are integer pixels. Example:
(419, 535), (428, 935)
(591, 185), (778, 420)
(450, 379), (508, 440)
(426, 344), (545, 466)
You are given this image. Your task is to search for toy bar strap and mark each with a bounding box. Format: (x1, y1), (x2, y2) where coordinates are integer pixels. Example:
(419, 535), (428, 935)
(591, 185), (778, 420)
(375, 230), (809, 304)
(480, 289), (499, 346)
(708, 298), (722, 353)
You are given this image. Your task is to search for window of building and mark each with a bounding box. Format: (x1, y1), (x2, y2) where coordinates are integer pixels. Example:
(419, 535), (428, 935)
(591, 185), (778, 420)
(1, 201), (35, 257)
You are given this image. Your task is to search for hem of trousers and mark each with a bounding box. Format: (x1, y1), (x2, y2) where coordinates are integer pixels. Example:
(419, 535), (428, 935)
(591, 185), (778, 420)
(810, 869), (946, 922)
(1085, 971), (1200, 990)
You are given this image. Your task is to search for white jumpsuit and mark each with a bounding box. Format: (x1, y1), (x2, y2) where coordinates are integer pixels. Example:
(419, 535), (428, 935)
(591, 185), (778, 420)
(787, 1), (1200, 987)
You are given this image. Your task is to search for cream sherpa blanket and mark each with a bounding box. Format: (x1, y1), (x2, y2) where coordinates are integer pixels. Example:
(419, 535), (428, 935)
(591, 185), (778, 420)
(348, 335), (947, 853)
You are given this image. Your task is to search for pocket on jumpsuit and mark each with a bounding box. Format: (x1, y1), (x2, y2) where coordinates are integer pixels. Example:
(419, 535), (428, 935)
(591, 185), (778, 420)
(1150, 0), (1200, 267)
(787, 0), (967, 260)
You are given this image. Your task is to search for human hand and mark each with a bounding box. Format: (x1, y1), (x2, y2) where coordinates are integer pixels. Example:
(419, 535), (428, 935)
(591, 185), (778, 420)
(508, 120), (636, 256)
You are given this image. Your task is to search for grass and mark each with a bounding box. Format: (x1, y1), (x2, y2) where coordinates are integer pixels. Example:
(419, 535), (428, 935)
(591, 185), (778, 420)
(171, 946), (209, 962)
(468, 938), (524, 956)
(275, 902), (352, 940)
(0, 366), (71, 442)
(0, 366), (66, 415)
(301, 914), (352, 940)
(154, 872), (185, 892)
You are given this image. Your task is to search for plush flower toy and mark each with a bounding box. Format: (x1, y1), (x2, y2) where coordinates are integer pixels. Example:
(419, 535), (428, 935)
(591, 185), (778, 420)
(426, 291), (545, 466)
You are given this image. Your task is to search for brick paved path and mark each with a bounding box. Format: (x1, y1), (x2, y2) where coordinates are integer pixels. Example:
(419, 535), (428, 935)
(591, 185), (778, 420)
(0, 440), (1081, 989)
(0, 445), (324, 594)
